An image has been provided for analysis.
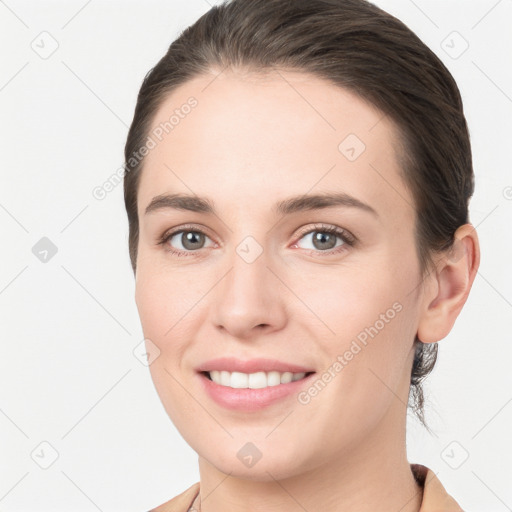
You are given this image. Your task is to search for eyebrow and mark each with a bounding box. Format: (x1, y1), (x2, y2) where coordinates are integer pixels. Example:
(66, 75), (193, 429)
(144, 192), (378, 217)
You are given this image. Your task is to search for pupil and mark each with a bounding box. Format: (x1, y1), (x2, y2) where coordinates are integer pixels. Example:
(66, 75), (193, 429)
(314, 231), (336, 250)
(182, 231), (204, 250)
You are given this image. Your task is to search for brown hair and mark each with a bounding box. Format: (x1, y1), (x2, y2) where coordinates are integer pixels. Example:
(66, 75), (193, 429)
(123, 0), (474, 429)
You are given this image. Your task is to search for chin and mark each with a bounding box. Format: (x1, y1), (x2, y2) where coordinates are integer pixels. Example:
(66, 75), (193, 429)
(198, 443), (312, 482)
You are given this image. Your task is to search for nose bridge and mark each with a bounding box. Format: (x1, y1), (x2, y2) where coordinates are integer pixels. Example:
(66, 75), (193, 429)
(222, 217), (271, 289)
(224, 235), (271, 306)
(212, 230), (286, 336)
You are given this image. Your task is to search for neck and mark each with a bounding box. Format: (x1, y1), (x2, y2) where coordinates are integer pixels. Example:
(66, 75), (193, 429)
(196, 397), (423, 512)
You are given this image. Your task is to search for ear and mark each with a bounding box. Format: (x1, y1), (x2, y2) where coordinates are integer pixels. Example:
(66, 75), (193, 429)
(417, 223), (480, 344)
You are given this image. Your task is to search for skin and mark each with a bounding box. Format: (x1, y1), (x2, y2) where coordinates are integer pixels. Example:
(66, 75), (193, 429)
(134, 68), (480, 512)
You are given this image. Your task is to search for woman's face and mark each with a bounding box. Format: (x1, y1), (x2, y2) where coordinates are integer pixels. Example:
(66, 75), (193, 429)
(134, 69), (426, 480)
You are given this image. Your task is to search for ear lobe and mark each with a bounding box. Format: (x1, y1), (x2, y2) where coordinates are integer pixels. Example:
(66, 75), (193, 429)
(417, 224), (480, 344)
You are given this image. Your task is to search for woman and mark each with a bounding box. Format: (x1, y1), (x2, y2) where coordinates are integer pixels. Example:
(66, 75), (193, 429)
(123, 0), (479, 510)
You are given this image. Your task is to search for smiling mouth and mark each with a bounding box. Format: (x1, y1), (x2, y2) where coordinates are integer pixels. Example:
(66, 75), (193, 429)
(201, 370), (316, 389)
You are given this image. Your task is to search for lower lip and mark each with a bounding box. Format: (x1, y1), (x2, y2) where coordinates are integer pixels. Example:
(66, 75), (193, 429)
(197, 372), (316, 411)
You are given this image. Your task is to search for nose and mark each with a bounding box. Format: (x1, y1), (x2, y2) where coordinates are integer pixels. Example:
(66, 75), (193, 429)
(211, 245), (288, 340)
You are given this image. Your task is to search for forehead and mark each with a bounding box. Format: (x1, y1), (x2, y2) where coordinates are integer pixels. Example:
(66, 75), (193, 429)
(136, 69), (412, 223)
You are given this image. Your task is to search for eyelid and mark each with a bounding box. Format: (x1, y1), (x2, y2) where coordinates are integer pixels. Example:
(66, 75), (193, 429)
(156, 223), (217, 255)
(292, 223), (356, 246)
(158, 223), (215, 243)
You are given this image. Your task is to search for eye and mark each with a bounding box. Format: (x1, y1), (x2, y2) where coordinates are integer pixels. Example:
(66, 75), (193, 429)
(157, 223), (356, 258)
(293, 224), (355, 255)
(157, 225), (215, 256)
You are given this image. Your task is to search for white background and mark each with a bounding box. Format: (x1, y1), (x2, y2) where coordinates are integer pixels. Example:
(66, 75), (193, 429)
(0, 0), (511, 510)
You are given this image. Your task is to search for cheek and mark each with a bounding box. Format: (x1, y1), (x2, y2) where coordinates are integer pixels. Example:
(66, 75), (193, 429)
(301, 305), (415, 452)
(134, 264), (212, 380)
(135, 270), (198, 429)
(135, 269), (185, 376)
(292, 261), (407, 342)
(303, 259), (418, 403)
(135, 263), (196, 337)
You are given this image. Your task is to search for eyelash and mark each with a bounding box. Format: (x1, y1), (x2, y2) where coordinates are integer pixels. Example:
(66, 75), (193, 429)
(157, 223), (356, 258)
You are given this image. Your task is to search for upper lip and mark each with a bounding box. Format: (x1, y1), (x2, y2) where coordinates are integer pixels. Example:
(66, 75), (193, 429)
(196, 357), (315, 374)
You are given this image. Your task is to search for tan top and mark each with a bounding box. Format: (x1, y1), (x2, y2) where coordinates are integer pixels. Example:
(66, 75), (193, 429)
(148, 463), (463, 512)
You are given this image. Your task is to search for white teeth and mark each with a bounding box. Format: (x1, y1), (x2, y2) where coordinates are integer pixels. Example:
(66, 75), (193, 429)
(281, 371), (293, 384)
(207, 370), (308, 388)
(267, 371), (281, 386)
(220, 370), (230, 386)
(248, 371), (267, 389)
(231, 371), (248, 388)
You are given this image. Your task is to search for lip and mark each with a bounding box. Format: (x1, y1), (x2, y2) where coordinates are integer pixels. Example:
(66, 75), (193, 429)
(195, 357), (315, 374)
(197, 370), (316, 412)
